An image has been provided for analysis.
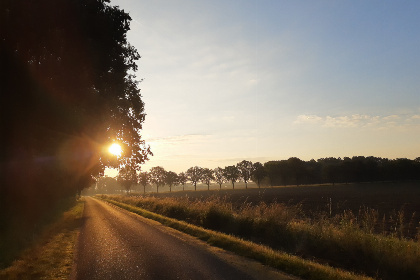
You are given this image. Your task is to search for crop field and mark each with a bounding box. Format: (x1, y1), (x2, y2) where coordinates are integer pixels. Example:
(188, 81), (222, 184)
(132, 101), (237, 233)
(103, 181), (420, 279)
(144, 181), (420, 238)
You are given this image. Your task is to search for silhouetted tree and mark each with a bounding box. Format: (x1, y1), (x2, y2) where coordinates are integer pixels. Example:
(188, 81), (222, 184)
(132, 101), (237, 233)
(117, 165), (138, 194)
(287, 157), (305, 186)
(214, 167), (225, 189)
(237, 160), (253, 189)
(318, 157), (342, 186)
(178, 172), (188, 191)
(0, 0), (152, 243)
(304, 159), (322, 184)
(223, 165), (240, 189)
(150, 167), (166, 193)
(201, 168), (214, 190)
(96, 176), (119, 194)
(165, 171), (178, 192)
(138, 171), (150, 194)
(392, 158), (418, 181)
(186, 166), (203, 191)
(251, 162), (266, 188)
(264, 161), (287, 186)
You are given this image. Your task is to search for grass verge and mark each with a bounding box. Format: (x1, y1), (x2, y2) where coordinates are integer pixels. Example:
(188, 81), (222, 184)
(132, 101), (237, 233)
(0, 199), (84, 280)
(101, 198), (371, 280)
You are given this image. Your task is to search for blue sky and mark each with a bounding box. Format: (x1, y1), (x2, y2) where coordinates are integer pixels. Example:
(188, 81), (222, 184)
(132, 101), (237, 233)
(108, 0), (420, 174)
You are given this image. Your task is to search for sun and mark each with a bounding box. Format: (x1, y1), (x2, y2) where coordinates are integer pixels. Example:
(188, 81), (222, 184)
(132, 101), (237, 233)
(108, 143), (122, 156)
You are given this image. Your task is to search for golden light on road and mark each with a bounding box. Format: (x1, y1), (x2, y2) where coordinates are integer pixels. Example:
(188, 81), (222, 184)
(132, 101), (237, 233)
(109, 143), (122, 157)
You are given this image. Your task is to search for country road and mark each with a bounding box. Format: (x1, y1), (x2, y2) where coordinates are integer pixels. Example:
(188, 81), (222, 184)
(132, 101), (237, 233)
(70, 197), (297, 280)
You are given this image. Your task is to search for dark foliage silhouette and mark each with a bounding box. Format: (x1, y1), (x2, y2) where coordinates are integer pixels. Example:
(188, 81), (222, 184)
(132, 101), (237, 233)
(186, 166), (203, 191)
(0, 0), (150, 266)
(264, 156), (420, 186)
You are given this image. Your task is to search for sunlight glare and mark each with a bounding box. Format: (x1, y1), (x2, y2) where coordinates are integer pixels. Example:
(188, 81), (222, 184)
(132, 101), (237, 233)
(109, 143), (122, 156)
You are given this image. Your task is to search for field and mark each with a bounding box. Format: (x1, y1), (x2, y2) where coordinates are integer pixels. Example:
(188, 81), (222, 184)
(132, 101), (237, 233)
(146, 181), (420, 237)
(104, 181), (420, 279)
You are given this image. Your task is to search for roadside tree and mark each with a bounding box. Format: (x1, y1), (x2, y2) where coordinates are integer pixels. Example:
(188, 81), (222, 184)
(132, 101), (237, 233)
(1, 0), (152, 240)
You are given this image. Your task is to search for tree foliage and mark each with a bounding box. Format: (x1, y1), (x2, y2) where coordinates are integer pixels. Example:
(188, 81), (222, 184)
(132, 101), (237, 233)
(186, 166), (203, 191)
(201, 168), (214, 190)
(96, 176), (119, 194)
(223, 165), (240, 189)
(150, 166), (166, 193)
(264, 156), (420, 186)
(164, 171), (178, 192)
(0, 0), (151, 247)
(178, 172), (188, 191)
(214, 167), (225, 189)
(251, 162), (266, 188)
(236, 160), (253, 189)
(138, 171), (150, 194)
(117, 165), (138, 194)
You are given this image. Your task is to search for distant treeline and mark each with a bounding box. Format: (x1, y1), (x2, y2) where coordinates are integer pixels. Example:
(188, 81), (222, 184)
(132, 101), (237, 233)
(265, 156), (420, 186)
(96, 156), (420, 196)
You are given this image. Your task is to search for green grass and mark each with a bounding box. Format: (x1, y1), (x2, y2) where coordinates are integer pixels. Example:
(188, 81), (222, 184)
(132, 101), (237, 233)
(101, 194), (420, 280)
(0, 199), (84, 280)
(101, 196), (372, 280)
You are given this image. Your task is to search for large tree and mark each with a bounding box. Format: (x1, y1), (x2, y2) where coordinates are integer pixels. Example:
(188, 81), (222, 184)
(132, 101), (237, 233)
(0, 0), (151, 227)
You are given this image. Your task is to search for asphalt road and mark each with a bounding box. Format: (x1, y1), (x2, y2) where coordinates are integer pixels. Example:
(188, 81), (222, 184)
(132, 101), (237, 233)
(70, 197), (297, 280)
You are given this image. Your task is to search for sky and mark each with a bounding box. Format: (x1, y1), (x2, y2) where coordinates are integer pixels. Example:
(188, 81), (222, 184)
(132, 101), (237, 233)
(106, 0), (420, 175)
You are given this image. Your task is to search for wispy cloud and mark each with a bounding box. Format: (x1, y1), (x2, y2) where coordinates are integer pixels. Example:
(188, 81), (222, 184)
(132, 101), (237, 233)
(294, 114), (420, 129)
